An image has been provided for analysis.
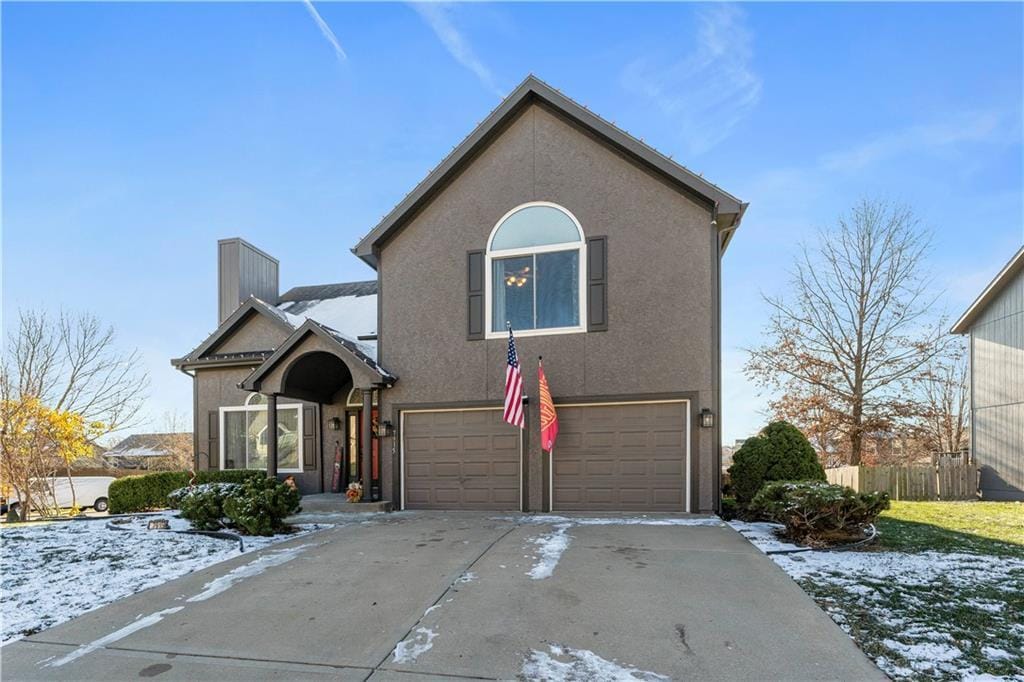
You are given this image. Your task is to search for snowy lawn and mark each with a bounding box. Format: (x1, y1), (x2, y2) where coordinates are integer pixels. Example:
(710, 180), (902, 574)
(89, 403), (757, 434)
(0, 512), (327, 645)
(731, 501), (1024, 681)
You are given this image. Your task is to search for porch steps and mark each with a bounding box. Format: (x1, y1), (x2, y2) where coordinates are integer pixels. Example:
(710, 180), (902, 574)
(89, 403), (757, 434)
(298, 494), (394, 514)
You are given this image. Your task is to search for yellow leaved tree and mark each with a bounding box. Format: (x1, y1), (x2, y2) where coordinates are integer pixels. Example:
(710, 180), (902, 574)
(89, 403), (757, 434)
(0, 396), (105, 518)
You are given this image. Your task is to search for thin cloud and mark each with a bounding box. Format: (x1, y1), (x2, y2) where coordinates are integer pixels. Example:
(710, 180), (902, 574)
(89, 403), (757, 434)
(820, 111), (1002, 172)
(303, 0), (347, 63)
(621, 4), (762, 156)
(411, 3), (503, 98)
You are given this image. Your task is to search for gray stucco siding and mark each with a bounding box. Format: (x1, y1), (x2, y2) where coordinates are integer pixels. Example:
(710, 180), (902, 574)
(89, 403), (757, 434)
(210, 313), (288, 355)
(193, 365), (325, 494)
(377, 103), (719, 512)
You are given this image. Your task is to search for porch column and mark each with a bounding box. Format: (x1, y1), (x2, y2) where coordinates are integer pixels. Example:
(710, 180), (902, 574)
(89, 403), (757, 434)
(361, 388), (373, 501)
(267, 393), (279, 479)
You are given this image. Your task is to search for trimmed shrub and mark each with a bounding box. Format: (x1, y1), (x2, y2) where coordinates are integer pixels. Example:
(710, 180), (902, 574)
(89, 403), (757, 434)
(169, 483), (243, 530)
(223, 477), (301, 536)
(727, 421), (826, 508)
(749, 481), (889, 546)
(108, 470), (265, 514)
(719, 496), (738, 521)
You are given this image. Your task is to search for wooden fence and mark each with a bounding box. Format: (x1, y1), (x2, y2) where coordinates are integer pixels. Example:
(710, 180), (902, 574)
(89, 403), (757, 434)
(825, 463), (977, 501)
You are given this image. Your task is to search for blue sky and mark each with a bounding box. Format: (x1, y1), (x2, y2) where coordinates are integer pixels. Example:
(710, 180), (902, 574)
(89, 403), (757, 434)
(3, 2), (1022, 443)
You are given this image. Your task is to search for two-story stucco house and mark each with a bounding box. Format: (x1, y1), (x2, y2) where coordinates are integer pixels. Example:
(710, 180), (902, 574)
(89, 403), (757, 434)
(172, 76), (747, 513)
(952, 245), (1024, 501)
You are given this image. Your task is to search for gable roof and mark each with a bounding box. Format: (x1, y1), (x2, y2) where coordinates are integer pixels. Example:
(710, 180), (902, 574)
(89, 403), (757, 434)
(352, 74), (747, 268)
(172, 297), (293, 368)
(240, 319), (396, 392)
(106, 433), (191, 458)
(951, 245), (1024, 334)
(173, 281), (380, 369)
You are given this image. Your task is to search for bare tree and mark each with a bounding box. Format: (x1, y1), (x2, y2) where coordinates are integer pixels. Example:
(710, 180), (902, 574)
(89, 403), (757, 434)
(1, 310), (148, 518)
(4, 310), (149, 435)
(913, 339), (969, 455)
(152, 412), (194, 471)
(767, 379), (848, 467)
(746, 199), (946, 465)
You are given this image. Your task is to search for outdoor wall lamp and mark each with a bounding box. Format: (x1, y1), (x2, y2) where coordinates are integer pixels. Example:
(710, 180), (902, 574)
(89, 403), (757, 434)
(328, 417), (342, 431)
(699, 408), (715, 429)
(374, 420), (394, 438)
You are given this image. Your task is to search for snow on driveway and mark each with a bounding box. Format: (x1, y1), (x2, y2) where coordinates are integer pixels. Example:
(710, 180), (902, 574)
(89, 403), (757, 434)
(522, 643), (668, 681)
(0, 513), (326, 645)
(512, 515), (724, 581)
(729, 521), (1024, 681)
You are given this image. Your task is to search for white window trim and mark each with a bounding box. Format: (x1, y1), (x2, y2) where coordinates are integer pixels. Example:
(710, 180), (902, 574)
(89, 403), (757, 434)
(484, 201), (587, 340)
(219, 402), (304, 473)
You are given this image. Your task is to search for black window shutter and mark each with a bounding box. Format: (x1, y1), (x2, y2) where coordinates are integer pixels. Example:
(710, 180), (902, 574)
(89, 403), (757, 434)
(467, 250), (485, 340)
(587, 237), (608, 332)
(207, 410), (220, 470)
(303, 405), (317, 469)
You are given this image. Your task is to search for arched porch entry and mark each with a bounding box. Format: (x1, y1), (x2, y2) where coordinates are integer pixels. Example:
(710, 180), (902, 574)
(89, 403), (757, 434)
(240, 320), (397, 499)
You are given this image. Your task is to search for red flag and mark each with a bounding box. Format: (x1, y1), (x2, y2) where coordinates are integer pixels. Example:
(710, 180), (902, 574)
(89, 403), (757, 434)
(538, 358), (558, 452)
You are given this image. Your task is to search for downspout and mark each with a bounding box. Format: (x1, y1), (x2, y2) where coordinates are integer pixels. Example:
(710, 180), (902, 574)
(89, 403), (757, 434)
(174, 364), (201, 472)
(712, 204), (722, 514)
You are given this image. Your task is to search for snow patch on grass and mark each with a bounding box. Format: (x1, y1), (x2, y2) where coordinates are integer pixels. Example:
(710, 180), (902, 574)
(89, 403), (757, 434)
(393, 626), (437, 663)
(730, 520), (1024, 680)
(0, 512), (327, 644)
(522, 643), (668, 681)
(526, 523), (572, 580)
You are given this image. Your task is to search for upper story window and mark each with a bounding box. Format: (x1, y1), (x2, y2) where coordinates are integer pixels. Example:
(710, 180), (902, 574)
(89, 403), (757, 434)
(486, 202), (585, 337)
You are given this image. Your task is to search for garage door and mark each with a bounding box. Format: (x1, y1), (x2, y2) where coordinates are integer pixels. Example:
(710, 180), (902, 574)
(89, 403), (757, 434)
(402, 409), (521, 510)
(552, 401), (688, 512)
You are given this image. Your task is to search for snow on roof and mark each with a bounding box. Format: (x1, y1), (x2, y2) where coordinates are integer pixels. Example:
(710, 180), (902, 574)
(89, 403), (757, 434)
(273, 290), (378, 359)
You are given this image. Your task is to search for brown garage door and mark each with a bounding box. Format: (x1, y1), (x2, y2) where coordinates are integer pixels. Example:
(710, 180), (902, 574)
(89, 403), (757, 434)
(403, 409), (521, 510)
(552, 401), (688, 512)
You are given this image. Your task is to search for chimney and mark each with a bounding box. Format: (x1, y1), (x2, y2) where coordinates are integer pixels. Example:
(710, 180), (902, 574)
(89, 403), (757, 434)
(217, 238), (280, 323)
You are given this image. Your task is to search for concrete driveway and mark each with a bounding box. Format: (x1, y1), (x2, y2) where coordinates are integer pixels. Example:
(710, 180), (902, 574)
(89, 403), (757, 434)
(1, 512), (884, 681)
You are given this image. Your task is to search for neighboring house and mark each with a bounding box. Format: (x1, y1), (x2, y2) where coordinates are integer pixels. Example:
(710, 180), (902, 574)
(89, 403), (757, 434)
(172, 75), (746, 513)
(105, 433), (192, 470)
(952, 245), (1024, 501)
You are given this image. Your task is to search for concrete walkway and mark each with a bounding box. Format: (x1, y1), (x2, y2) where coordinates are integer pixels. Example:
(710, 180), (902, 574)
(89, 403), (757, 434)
(1, 512), (885, 681)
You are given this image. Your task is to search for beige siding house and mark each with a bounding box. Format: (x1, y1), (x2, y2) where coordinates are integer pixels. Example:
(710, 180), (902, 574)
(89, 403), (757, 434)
(952, 245), (1024, 500)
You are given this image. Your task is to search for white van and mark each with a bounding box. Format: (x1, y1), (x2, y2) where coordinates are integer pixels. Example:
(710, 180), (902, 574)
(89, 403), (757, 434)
(4, 477), (114, 516)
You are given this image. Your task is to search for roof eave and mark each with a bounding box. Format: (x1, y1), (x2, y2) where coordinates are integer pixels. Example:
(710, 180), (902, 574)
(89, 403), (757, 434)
(351, 74), (746, 263)
(950, 245), (1024, 334)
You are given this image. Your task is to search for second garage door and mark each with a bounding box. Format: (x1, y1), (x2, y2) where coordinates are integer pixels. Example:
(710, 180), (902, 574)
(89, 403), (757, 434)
(402, 409), (521, 510)
(552, 401), (689, 512)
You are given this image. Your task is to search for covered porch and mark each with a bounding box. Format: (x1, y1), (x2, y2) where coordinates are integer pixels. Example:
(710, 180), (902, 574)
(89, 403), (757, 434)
(240, 319), (396, 500)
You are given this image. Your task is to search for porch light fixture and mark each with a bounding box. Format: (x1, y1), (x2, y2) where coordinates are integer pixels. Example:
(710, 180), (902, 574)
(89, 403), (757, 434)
(328, 417), (342, 431)
(374, 420), (394, 438)
(699, 408), (715, 429)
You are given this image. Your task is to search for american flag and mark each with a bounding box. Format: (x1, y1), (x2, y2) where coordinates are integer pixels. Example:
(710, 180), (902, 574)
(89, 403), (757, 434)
(503, 326), (525, 428)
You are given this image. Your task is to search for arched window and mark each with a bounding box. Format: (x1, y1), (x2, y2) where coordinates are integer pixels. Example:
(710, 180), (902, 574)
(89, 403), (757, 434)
(486, 202), (585, 336)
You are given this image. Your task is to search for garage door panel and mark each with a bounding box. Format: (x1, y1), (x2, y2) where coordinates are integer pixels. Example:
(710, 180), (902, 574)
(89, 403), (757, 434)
(554, 403), (687, 512)
(404, 410), (521, 510)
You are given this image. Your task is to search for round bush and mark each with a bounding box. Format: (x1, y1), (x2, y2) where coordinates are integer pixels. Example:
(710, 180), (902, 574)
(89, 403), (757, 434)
(727, 421), (825, 507)
(222, 477), (301, 536)
(169, 483), (243, 530)
(749, 480), (889, 546)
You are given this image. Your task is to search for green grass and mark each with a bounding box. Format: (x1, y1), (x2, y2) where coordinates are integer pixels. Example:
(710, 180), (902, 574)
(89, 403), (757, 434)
(874, 501), (1024, 558)
(786, 501), (1024, 680)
